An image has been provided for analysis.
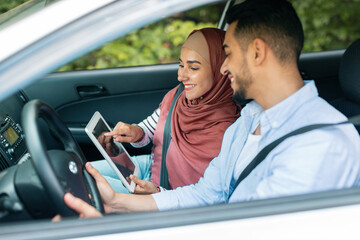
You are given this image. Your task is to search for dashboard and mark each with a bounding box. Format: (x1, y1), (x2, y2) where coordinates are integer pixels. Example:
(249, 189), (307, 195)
(0, 92), (28, 171)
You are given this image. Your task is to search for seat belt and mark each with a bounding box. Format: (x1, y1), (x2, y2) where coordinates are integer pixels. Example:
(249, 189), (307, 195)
(228, 114), (360, 199)
(160, 84), (184, 189)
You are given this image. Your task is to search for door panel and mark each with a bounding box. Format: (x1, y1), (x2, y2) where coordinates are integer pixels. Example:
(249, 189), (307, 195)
(23, 63), (179, 159)
(23, 64), (179, 110)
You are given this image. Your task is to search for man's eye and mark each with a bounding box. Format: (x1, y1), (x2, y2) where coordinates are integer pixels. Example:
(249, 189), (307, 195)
(179, 64), (184, 68)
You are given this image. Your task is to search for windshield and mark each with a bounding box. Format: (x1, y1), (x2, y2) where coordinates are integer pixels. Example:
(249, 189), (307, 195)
(0, 0), (59, 30)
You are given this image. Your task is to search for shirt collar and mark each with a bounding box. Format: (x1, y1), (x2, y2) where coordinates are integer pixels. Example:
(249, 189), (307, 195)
(240, 100), (263, 117)
(241, 80), (318, 130)
(262, 80), (318, 129)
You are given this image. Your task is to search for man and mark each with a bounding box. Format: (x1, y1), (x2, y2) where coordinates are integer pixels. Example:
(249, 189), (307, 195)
(58, 0), (360, 218)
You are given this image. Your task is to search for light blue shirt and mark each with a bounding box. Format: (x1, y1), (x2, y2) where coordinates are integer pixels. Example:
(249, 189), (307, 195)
(152, 81), (360, 210)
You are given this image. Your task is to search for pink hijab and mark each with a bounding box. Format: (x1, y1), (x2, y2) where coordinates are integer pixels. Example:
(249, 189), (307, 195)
(151, 28), (240, 188)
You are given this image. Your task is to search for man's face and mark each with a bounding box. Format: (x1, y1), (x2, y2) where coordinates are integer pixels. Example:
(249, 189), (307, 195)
(220, 22), (253, 105)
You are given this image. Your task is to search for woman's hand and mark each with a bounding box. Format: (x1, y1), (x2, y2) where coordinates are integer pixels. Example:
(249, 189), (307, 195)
(131, 175), (160, 194)
(97, 132), (119, 157)
(105, 122), (144, 143)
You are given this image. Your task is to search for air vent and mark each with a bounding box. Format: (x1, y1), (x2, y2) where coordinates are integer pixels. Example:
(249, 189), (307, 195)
(0, 153), (10, 171)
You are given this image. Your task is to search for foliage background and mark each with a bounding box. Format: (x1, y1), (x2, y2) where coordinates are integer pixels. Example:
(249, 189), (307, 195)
(57, 5), (222, 71)
(1, 0), (360, 71)
(0, 0), (28, 13)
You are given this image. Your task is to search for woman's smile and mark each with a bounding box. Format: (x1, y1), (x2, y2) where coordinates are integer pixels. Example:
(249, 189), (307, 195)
(184, 84), (196, 91)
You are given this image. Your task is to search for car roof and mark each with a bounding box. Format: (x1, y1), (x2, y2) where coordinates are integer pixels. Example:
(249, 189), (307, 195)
(0, 0), (115, 62)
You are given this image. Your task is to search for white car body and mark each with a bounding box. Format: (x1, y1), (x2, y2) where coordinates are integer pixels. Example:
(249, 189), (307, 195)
(0, 0), (359, 239)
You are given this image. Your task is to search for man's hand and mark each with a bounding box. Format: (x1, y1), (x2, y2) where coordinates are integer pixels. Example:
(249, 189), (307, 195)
(104, 122), (144, 143)
(53, 162), (158, 221)
(131, 175), (160, 194)
(53, 162), (118, 221)
(52, 192), (103, 222)
(64, 193), (103, 219)
(84, 162), (118, 213)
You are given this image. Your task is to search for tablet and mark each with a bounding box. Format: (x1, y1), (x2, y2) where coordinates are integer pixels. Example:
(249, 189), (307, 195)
(85, 111), (139, 193)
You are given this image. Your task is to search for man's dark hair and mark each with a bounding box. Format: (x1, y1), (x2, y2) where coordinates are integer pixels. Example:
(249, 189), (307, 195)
(226, 0), (304, 63)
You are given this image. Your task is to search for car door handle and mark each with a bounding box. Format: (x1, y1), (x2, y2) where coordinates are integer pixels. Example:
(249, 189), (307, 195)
(77, 85), (108, 98)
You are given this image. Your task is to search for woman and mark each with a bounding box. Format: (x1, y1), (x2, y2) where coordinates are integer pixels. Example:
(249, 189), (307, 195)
(92, 28), (240, 193)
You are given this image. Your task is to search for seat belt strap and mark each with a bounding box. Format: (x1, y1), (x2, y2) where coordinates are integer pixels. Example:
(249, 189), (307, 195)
(160, 84), (184, 189)
(228, 114), (360, 199)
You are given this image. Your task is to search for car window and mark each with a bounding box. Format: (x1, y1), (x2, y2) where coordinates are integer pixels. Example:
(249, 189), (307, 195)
(59, 0), (360, 72)
(0, 0), (59, 30)
(229, 0), (359, 53)
(290, 0), (360, 52)
(4, 0), (360, 72)
(57, 2), (226, 72)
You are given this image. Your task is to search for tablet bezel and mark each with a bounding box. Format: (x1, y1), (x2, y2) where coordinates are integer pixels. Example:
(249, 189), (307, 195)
(85, 111), (139, 193)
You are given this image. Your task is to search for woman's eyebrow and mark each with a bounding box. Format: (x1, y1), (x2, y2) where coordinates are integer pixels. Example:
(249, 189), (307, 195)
(187, 60), (201, 64)
(179, 58), (201, 64)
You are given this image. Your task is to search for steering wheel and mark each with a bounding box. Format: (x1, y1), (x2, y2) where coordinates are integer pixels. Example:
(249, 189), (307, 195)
(21, 100), (104, 216)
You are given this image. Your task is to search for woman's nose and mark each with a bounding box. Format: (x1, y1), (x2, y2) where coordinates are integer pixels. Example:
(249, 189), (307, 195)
(178, 68), (188, 82)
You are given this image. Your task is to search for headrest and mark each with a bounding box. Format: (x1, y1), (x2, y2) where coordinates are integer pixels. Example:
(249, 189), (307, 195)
(339, 39), (360, 104)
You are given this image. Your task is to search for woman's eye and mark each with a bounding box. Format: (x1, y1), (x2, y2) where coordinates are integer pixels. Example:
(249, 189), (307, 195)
(191, 67), (199, 71)
(179, 64), (184, 68)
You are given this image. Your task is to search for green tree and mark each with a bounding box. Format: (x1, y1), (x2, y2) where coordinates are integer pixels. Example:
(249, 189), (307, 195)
(58, 20), (216, 71)
(57, 4), (222, 71)
(291, 0), (360, 51)
(60, 0), (360, 71)
(3, 0), (360, 71)
(0, 0), (29, 14)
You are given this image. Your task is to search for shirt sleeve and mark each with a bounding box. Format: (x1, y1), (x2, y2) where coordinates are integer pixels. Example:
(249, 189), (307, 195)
(151, 129), (236, 211)
(230, 126), (360, 202)
(151, 155), (226, 211)
(131, 108), (160, 148)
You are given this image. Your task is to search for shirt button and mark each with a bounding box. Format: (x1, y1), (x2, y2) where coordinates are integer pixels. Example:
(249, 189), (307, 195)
(273, 121), (279, 127)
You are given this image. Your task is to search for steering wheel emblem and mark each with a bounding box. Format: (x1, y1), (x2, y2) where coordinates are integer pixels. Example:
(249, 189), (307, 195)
(68, 161), (78, 174)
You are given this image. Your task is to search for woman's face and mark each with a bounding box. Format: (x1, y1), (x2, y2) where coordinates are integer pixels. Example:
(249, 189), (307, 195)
(178, 47), (214, 100)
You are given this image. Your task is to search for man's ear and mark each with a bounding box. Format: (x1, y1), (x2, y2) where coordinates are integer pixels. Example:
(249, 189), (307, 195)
(250, 38), (266, 66)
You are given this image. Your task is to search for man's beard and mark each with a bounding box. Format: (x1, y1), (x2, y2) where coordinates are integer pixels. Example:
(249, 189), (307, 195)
(232, 89), (252, 107)
(232, 67), (253, 107)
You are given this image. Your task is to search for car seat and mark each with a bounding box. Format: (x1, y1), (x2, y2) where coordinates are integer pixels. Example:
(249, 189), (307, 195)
(330, 39), (360, 133)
